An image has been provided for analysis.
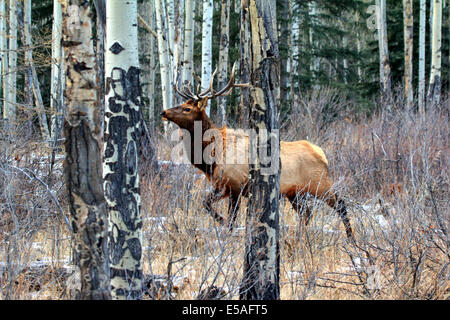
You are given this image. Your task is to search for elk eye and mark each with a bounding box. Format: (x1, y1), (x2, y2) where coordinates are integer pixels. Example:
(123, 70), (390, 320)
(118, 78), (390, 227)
(183, 108), (191, 112)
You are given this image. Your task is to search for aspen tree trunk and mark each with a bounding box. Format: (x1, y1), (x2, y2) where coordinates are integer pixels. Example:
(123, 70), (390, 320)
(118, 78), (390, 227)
(23, 0), (51, 142)
(217, 0), (230, 126)
(138, 0), (151, 119)
(343, 36), (348, 85)
(4, 0), (17, 122)
(148, 1), (156, 130)
(428, 0), (442, 106)
(104, 0), (143, 300)
(418, 0), (426, 115)
(289, 0), (298, 106)
(240, 0), (281, 300)
(279, 0), (290, 105)
(94, 0), (105, 133)
(376, 0), (392, 106)
(51, 0), (64, 140)
(403, 0), (414, 110)
(166, 0), (175, 55)
(172, 0), (184, 106)
(309, 1), (319, 85)
(155, 0), (171, 132)
(0, 0), (4, 112)
(182, 0), (195, 85)
(61, 0), (110, 300)
(239, 0), (250, 127)
(201, 0), (213, 116)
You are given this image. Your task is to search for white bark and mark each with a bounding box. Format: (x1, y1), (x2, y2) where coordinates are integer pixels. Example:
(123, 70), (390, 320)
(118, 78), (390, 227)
(105, 0), (143, 300)
(0, 0), (4, 112)
(289, 1), (299, 102)
(201, 0), (213, 116)
(51, 0), (64, 139)
(149, 1), (156, 127)
(155, 0), (171, 132)
(182, 0), (194, 85)
(4, 0), (17, 121)
(418, 0), (426, 115)
(217, 0), (230, 126)
(309, 1), (319, 83)
(165, 0), (175, 55)
(428, 0), (442, 106)
(403, 0), (414, 110)
(376, 0), (392, 102)
(172, 0), (184, 105)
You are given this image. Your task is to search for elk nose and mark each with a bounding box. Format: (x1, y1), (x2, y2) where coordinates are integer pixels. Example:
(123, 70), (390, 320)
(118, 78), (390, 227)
(160, 111), (165, 116)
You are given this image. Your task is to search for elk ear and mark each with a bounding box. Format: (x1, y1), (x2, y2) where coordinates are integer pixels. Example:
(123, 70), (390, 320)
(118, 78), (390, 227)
(197, 98), (209, 111)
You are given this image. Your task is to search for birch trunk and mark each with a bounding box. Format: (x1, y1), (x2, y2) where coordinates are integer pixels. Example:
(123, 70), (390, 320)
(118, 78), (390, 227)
(23, 0), (51, 142)
(403, 0), (414, 110)
(166, 0), (175, 55)
(289, 0), (298, 107)
(4, 0), (17, 122)
(428, 0), (442, 106)
(182, 0), (194, 85)
(240, 0), (281, 301)
(239, 0), (250, 127)
(376, 0), (392, 105)
(279, 0), (290, 106)
(61, 0), (110, 300)
(418, 0), (426, 115)
(0, 0), (4, 112)
(201, 0), (213, 116)
(155, 0), (171, 132)
(104, 0), (143, 300)
(309, 1), (319, 85)
(217, 0), (230, 126)
(149, 1), (156, 130)
(51, 0), (64, 140)
(343, 36), (348, 85)
(172, 0), (184, 106)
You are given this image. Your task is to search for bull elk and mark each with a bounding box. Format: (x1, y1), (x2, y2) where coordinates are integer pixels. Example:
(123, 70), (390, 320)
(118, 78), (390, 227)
(161, 63), (353, 238)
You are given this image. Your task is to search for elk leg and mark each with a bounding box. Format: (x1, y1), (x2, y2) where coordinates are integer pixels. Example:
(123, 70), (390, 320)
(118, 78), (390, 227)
(227, 193), (241, 232)
(326, 195), (353, 239)
(203, 191), (226, 225)
(288, 194), (313, 225)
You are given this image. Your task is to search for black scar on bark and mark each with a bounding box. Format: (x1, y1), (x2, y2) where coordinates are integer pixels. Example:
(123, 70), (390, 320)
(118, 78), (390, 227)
(109, 224), (127, 265)
(127, 238), (142, 261)
(109, 42), (125, 55)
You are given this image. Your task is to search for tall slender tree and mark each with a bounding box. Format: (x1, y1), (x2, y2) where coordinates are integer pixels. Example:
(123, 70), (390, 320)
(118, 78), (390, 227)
(51, 0), (64, 139)
(240, 0), (281, 300)
(403, 0), (414, 110)
(4, 0), (17, 122)
(0, 0), (4, 113)
(418, 0), (426, 115)
(155, 0), (171, 132)
(376, 0), (392, 107)
(239, 0), (250, 127)
(201, 0), (213, 116)
(279, 0), (290, 105)
(104, 0), (143, 300)
(61, 0), (110, 300)
(428, 0), (442, 106)
(182, 0), (195, 86)
(217, 0), (230, 126)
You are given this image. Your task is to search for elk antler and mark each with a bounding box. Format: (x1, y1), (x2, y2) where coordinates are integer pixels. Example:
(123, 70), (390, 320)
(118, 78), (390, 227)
(174, 62), (250, 102)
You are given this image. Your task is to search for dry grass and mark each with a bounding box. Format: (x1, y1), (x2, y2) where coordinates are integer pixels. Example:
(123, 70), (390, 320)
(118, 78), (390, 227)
(0, 91), (448, 300)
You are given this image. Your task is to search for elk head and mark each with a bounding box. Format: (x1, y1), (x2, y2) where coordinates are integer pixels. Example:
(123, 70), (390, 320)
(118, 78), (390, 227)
(160, 63), (249, 131)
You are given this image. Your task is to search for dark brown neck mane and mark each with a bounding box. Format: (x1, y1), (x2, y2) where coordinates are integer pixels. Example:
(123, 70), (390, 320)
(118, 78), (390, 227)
(181, 111), (222, 178)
